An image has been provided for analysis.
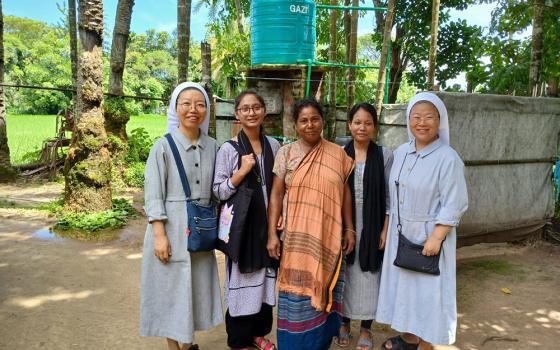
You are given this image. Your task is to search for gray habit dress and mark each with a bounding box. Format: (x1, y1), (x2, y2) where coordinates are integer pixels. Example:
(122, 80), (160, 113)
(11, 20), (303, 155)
(140, 129), (223, 343)
(376, 139), (468, 345)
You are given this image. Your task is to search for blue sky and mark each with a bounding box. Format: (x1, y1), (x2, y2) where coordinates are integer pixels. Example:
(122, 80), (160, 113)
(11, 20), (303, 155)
(4, 0), (209, 41)
(6, 1), (529, 88)
(6, 0), (498, 42)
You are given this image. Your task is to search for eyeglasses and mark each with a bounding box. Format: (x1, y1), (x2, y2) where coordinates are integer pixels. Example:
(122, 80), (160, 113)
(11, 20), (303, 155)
(178, 102), (207, 111)
(410, 115), (438, 124)
(236, 105), (264, 115)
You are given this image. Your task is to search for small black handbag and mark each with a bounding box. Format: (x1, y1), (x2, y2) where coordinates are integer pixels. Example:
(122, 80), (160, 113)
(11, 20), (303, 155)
(392, 154), (442, 276)
(165, 133), (218, 252)
(216, 140), (254, 260)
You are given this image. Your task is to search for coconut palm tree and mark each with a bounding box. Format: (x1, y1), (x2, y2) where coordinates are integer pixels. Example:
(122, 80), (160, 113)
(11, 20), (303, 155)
(529, 0), (544, 96)
(427, 0), (441, 90)
(64, 0), (112, 212)
(178, 0), (192, 82)
(106, 0), (135, 141)
(375, 0), (396, 112)
(68, 0), (78, 90)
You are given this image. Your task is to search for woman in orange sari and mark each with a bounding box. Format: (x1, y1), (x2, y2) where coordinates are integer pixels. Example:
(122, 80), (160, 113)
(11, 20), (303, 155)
(267, 99), (355, 350)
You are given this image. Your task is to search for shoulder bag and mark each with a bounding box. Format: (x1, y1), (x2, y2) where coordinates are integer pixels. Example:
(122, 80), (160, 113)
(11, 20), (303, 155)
(393, 153), (442, 275)
(216, 140), (254, 260)
(165, 133), (218, 252)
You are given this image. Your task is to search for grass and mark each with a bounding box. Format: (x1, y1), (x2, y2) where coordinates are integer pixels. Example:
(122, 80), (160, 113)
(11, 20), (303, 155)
(456, 258), (526, 309)
(6, 113), (167, 165)
(6, 114), (64, 165)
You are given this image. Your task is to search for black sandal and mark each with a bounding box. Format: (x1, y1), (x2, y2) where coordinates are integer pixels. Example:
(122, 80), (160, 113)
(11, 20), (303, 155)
(381, 335), (419, 350)
(185, 345), (199, 350)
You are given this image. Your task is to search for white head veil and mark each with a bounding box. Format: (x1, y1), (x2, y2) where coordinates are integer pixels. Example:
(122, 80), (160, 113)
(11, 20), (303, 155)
(167, 82), (211, 134)
(405, 92), (450, 145)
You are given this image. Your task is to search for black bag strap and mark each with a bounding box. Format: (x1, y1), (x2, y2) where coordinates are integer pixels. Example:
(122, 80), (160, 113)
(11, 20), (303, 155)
(395, 153), (407, 235)
(164, 133), (191, 199)
(226, 140), (244, 170)
(395, 151), (445, 246)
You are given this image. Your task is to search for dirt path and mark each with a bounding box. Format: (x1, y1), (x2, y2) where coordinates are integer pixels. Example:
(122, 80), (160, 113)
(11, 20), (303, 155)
(1, 182), (559, 350)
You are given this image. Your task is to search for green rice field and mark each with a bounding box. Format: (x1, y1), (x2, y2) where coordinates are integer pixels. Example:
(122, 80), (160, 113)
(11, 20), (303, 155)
(6, 114), (167, 165)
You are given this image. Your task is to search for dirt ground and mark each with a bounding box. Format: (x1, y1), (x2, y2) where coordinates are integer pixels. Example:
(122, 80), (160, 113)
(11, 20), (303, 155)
(1, 182), (559, 350)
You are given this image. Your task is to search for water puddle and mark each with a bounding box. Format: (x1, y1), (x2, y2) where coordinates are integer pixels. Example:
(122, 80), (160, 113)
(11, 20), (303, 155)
(31, 227), (120, 242)
(32, 228), (65, 241)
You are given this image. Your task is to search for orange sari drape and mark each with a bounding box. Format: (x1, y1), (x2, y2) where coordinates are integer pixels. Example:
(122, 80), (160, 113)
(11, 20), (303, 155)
(278, 140), (354, 311)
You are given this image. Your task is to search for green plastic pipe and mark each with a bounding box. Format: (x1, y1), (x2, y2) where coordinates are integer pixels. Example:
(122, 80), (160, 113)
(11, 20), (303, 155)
(316, 4), (387, 12)
(298, 59), (380, 98)
(306, 59), (313, 98)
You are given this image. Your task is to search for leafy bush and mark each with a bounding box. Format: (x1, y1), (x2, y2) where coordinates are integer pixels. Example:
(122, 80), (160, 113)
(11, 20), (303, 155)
(124, 162), (146, 188)
(127, 127), (154, 163)
(55, 198), (136, 231)
(20, 148), (42, 164)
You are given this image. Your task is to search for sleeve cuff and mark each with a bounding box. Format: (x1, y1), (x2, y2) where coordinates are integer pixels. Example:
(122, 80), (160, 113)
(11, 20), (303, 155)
(435, 206), (461, 226)
(226, 178), (236, 190)
(144, 200), (167, 223)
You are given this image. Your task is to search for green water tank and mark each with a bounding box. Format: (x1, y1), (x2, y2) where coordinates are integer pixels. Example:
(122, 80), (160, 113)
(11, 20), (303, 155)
(251, 0), (316, 66)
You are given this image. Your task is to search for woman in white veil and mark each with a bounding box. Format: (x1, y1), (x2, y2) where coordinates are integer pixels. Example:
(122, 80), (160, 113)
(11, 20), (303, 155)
(140, 82), (223, 350)
(376, 92), (468, 350)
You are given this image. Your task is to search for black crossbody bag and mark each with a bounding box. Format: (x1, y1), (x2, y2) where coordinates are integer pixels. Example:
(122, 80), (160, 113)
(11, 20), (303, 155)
(393, 153), (442, 275)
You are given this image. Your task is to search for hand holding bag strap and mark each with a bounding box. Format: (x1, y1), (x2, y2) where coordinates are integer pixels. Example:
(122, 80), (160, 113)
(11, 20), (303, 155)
(164, 133), (191, 199)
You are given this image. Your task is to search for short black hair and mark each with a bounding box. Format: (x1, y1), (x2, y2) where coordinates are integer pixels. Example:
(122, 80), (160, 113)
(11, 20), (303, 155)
(348, 102), (378, 127)
(292, 98), (324, 123)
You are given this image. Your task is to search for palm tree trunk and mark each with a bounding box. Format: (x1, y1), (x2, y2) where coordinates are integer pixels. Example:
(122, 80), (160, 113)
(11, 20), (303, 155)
(375, 0), (396, 111)
(68, 0), (78, 90)
(327, 0), (338, 140)
(201, 41), (215, 137)
(233, 0), (245, 35)
(64, 0), (112, 212)
(68, 0), (78, 121)
(467, 80), (473, 93)
(177, 0), (192, 83)
(106, 0), (135, 141)
(346, 0), (359, 116)
(0, 0), (15, 181)
(529, 0), (544, 97)
(427, 0), (441, 90)
(343, 0), (351, 66)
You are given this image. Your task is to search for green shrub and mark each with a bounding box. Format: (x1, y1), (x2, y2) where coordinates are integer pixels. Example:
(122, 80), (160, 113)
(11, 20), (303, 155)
(54, 198), (136, 231)
(20, 148), (42, 164)
(38, 198), (64, 213)
(127, 127), (154, 163)
(124, 162), (146, 188)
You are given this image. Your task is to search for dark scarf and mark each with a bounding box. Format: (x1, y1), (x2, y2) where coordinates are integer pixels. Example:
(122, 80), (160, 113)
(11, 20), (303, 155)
(236, 129), (275, 273)
(344, 140), (386, 272)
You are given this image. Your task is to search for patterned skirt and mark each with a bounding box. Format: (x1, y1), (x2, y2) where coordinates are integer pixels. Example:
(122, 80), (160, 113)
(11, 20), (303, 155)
(277, 260), (345, 350)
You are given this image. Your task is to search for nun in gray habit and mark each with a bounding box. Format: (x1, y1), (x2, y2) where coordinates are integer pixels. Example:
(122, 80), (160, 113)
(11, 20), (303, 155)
(140, 82), (223, 350)
(376, 92), (468, 350)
